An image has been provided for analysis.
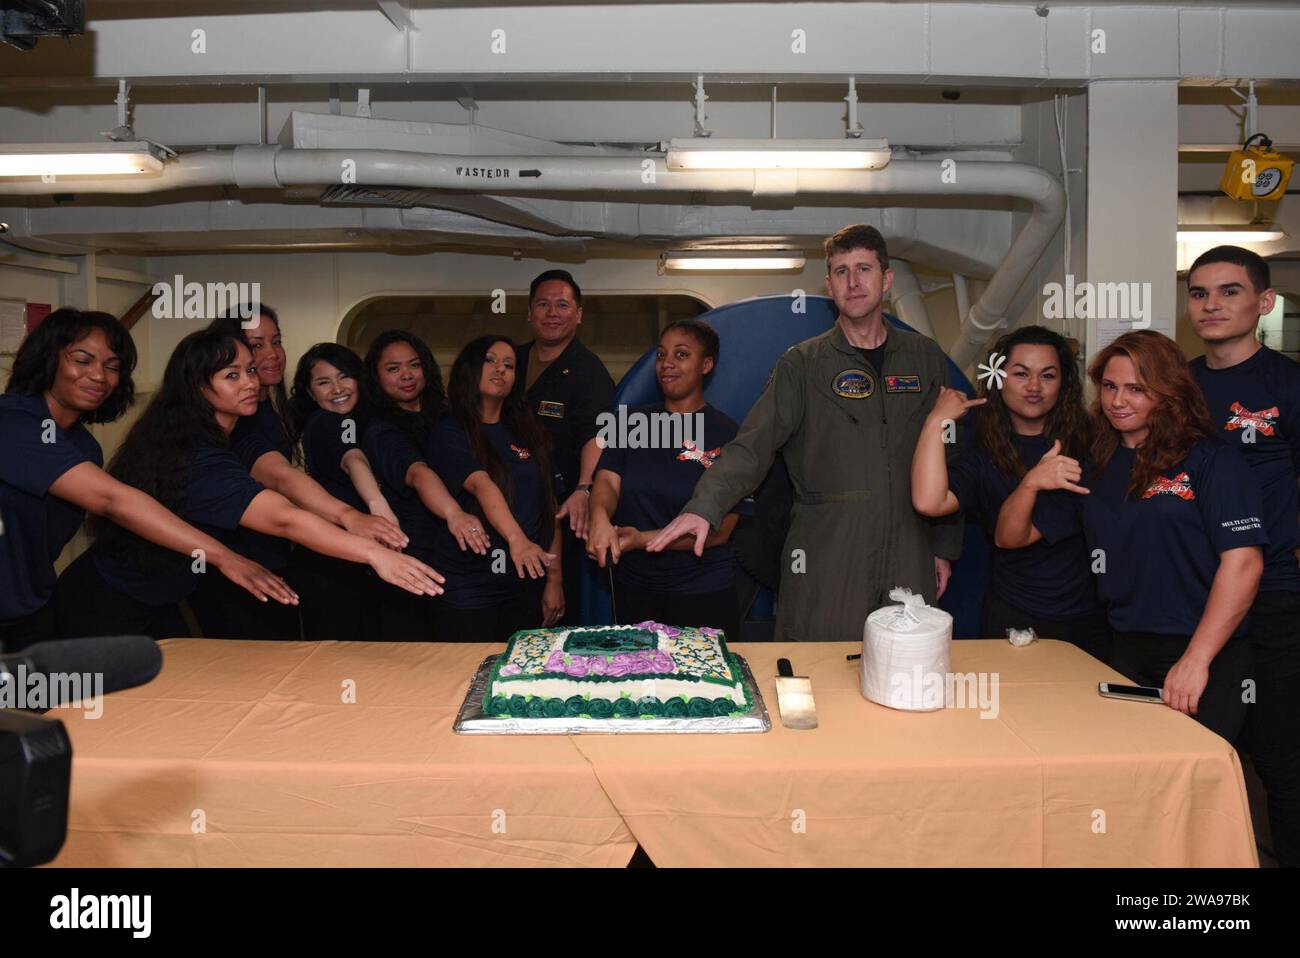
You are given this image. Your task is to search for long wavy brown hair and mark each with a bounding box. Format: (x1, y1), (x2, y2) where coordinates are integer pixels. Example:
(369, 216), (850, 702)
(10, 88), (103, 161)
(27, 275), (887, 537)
(1087, 330), (1214, 498)
(973, 325), (1090, 481)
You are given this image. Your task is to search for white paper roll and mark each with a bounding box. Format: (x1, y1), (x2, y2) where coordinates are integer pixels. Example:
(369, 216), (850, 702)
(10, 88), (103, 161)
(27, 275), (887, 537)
(860, 587), (953, 712)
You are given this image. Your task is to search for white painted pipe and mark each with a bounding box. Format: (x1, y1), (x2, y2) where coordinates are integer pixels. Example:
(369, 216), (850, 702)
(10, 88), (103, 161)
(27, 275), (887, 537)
(0, 146), (1063, 365)
(887, 259), (935, 339)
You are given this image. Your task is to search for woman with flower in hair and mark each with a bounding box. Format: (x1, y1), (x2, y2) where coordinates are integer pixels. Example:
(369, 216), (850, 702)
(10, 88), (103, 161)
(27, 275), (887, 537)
(912, 325), (1107, 659)
(997, 329), (1264, 742)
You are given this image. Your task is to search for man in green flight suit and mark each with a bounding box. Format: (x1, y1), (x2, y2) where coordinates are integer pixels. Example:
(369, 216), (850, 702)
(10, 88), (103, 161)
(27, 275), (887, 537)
(646, 224), (963, 642)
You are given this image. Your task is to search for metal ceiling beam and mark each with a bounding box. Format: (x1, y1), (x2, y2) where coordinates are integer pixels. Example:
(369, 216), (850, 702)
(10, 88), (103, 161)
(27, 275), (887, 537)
(3, 3), (1298, 87)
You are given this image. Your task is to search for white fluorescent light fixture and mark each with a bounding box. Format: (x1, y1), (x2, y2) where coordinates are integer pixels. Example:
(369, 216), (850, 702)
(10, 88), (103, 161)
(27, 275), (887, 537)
(666, 138), (891, 171)
(1176, 226), (1285, 243)
(663, 250), (806, 272)
(0, 142), (167, 177)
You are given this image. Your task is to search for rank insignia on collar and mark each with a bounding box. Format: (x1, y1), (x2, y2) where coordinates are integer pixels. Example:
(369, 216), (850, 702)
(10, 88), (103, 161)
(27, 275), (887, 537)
(833, 368), (875, 399)
(885, 375), (922, 393)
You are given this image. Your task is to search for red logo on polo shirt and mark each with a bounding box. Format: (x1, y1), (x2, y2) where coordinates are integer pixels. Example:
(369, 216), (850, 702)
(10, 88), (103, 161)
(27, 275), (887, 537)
(1142, 471), (1195, 501)
(677, 439), (721, 469)
(509, 443), (531, 460)
(1225, 401), (1278, 437)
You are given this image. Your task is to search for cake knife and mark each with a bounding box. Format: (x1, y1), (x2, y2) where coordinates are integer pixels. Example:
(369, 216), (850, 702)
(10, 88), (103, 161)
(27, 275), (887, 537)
(774, 658), (818, 730)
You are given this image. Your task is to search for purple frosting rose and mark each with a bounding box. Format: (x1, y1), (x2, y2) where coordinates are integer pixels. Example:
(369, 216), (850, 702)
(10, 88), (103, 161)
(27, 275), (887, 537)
(500, 664), (522, 676)
(563, 656), (590, 677)
(545, 650), (567, 672)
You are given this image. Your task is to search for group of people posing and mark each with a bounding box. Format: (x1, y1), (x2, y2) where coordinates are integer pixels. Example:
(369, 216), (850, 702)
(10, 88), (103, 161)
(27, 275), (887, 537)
(0, 267), (745, 653)
(0, 226), (1296, 865)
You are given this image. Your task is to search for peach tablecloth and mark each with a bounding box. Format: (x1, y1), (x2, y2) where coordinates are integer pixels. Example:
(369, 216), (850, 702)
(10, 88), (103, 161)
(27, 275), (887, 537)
(47, 638), (1257, 867)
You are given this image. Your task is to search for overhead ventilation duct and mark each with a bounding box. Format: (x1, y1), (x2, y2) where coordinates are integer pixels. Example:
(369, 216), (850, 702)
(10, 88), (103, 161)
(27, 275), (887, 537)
(0, 140), (1063, 368)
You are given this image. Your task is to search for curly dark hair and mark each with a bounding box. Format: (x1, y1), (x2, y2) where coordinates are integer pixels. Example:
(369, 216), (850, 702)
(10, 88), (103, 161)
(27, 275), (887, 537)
(973, 325), (1090, 481)
(5, 308), (138, 424)
(286, 343), (368, 462)
(362, 330), (446, 448)
(447, 335), (556, 545)
(92, 328), (243, 571)
(659, 319), (720, 385)
(1088, 330), (1214, 498)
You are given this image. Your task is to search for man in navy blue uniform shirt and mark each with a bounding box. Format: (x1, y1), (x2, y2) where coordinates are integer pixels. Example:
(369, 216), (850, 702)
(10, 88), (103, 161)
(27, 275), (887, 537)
(516, 270), (615, 621)
(1188, 244), (1300, 867)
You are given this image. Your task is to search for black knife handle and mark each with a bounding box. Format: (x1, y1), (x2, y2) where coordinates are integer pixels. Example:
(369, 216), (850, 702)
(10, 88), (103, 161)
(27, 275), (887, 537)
(777, 658), (794, 678)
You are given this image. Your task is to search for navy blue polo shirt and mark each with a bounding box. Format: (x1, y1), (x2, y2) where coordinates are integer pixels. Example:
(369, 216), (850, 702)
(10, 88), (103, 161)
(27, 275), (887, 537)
(227, 397), (293, 571)
(301, 409), (366, 514)
(948, 434), (1097, 619)
(596, 403), (743, 594)
(361, 413), (439, 566)
(0, 394), (103, 620)
(1190, 347), (1300, 593)
(1079, 438), (1268, 637)
(518, 339), (615, 499)
(91, 441), (265, 605)
(428, 417), (548, 609)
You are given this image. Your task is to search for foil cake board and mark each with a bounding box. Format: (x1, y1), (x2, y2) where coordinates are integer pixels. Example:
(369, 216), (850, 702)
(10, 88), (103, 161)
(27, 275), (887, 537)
(453, 654), (771, 734)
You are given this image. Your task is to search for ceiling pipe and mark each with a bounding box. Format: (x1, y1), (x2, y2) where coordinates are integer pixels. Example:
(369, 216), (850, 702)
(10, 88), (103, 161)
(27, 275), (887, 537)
(886, 259), (934, 339)
(0, 146), (1064, 364)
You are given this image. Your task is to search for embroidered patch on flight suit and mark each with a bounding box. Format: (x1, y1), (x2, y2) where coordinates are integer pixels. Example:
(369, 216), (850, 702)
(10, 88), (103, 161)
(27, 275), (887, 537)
(884, 375), (922, 393)
(537, 401), (566, 418)
(833, 368), (875, 399)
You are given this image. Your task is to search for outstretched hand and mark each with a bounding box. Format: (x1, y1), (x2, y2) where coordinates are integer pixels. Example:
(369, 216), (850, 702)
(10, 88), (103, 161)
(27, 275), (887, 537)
(645, 512), (710, 557)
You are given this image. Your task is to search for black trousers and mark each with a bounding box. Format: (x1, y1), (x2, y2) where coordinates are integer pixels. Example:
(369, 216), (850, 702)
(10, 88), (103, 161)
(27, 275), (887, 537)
(54, 551), (192, 641)
(430, 581), (545, 643)
(1109, 630), (1253, 745)
(189, 559), (302, 640)
(611, 580), (740, 643)
(290, 546), (382, 642)
(980, 591), (1112, 663)
(1245, 589), (1300, 868)
(0, 600), (57, 652)
(373, 581), (438, 642)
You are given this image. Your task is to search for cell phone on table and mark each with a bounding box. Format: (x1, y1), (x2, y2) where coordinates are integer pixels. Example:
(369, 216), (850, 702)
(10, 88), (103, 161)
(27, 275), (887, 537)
(1098, 682), (1164, 703)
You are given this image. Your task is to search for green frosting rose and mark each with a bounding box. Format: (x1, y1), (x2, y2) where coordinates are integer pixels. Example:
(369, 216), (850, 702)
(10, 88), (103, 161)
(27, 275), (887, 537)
(544, 697), (567, 718)
(586, 698), (614, 719)
(527, 697), (549, 718)
(712, 697), (738, 717)
(637, 696), (662, 717)
(662, 697), (688, 718)
(508, 696), (529, 717)
(611, 698), (639, 718)
(688, 697), (715, 717)
(489, 695), (511, 716)
(564, 695), (587, 717)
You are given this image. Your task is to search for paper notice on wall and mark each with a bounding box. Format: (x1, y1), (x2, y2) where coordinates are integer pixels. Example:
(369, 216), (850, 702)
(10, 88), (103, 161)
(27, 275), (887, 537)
(0, 299), (26, 354)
